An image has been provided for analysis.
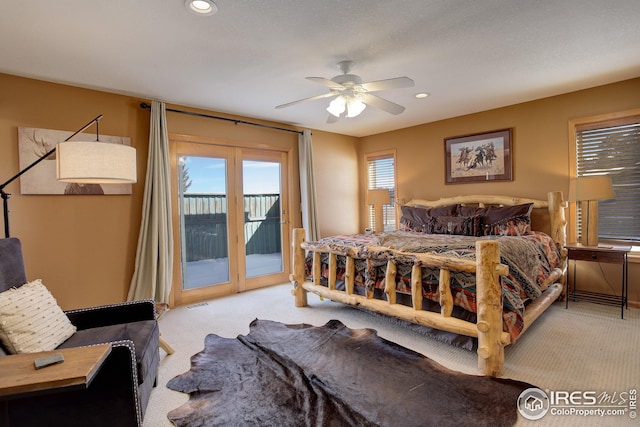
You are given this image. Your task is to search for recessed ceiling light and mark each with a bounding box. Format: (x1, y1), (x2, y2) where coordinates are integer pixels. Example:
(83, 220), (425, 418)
(415, 92), (430, 99)
(185, 0), (218, 16)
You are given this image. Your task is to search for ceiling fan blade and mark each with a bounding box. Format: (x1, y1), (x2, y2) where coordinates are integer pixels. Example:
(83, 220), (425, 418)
(360, 77), (414, 92)
(275, 92), (336, 109)
(306, 77), (345, 90)
(361, 93), (406, 115)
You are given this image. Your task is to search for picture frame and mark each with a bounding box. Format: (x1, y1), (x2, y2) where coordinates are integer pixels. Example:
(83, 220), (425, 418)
(444, 128), (512, 184)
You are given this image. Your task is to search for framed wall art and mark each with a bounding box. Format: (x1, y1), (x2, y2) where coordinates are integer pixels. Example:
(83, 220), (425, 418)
(444, 128), (512, 184)
(18, 127), (133, 195)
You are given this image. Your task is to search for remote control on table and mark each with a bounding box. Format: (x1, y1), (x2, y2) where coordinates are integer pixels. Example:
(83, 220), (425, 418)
(34, 353), (65, 369)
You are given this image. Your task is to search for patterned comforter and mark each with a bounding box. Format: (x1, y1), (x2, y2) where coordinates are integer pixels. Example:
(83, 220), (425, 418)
(304, 230), (561, 342)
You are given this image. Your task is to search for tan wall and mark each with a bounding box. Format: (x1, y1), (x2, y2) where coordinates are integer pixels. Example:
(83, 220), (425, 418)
(360, 78), (640, 207)
(311, 131), (360, 237)
(1, 74), (149, 310)
(0, 73), (357, 309)
(1, 72), (638, 308)
(359, 77), (640, 303)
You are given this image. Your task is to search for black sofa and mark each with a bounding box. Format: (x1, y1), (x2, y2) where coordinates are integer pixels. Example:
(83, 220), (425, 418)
(0, 238), (159, 427)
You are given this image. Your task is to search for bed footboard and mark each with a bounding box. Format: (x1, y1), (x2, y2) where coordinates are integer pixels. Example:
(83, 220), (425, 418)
(290, 228), (511, 377)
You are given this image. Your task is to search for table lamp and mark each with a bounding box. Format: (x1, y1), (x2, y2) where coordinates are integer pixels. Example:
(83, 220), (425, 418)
(569, 175), (615, 246)
(367, 189), (391, 233)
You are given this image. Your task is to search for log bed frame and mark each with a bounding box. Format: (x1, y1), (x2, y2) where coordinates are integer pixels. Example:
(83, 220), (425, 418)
(289, 191), (567, 377)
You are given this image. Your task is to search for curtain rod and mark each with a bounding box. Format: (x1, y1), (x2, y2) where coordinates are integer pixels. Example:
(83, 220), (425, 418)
(139, 103), (303, 135)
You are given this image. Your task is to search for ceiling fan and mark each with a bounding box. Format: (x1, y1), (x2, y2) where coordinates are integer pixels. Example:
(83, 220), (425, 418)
(275, 60), (415, 122)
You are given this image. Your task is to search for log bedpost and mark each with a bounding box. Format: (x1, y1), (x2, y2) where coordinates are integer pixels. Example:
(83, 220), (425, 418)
(548, 191), (568, 285)
(312, 252), (321, 286)
(439, 269), (453, 317)
(411, 263), (423, 310)
(291, 228), (308, 307)
(328, 253), (337, 290)
(475, 240), (507, 377)
(384, 260), (397, 304)
(345, 257), (355, 295)
(366, 259), (375, 299)
(548, 191), (567, 247)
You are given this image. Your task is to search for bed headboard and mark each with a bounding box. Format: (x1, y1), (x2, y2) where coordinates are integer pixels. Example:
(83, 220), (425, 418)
(400, 191), (567, 262)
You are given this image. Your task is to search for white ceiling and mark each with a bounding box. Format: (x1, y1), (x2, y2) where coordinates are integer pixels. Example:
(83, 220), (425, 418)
(1, 1), (639, 137)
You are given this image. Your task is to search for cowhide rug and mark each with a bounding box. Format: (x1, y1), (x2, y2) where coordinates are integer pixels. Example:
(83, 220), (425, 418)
(167, 319), (532, 427)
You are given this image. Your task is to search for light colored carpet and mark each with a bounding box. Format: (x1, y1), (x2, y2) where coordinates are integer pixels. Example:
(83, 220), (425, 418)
(144, 283), (639, 427)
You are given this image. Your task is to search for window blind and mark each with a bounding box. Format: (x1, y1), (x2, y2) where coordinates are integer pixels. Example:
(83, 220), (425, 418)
(366, 154), (396, 231)
(576, 117), (640, 242)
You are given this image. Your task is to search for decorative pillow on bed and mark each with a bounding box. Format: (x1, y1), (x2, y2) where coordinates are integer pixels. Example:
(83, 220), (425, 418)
(408, 204), (459, 217)
(456, 204), (490, 218)
(481, 203), (534, 236)
(431, 215), (482, 236)
(457, 203), (534, 236)
(0, 279), (76, 354)
(399, 206), (432, 232)
(400, 205), (458, 233)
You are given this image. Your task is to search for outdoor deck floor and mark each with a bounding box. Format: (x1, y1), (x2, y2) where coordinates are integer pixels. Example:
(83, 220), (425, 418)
(183, 253), (282, 289)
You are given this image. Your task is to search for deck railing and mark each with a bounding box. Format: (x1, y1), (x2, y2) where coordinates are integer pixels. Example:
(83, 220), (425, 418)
(183, 193), (281, 261)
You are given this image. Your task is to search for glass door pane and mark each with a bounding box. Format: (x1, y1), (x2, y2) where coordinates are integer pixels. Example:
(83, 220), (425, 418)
(243, 159), (283, 278)
(179, 155), (230, 289)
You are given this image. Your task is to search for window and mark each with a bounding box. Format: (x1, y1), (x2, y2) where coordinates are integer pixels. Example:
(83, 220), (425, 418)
(571, 111), (640, 244)
(365, 151), (396, 232)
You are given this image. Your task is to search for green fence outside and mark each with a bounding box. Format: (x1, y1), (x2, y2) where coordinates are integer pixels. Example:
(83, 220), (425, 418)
(182, 194), (281, 262)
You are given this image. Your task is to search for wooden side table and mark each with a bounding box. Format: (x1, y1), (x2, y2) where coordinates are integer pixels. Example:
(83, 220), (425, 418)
(0, 344), (112, 399)
(565, 243), (630, 319)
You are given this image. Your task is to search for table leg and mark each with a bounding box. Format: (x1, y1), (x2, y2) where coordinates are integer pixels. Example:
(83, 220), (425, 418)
(159, 335), (175, 355)
(622, 254), (627, 319)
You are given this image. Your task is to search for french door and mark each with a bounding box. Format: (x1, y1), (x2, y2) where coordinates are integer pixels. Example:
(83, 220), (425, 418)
(170, 140), (290, 306)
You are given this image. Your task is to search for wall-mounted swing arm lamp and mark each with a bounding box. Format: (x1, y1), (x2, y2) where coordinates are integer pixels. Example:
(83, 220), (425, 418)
(0, 115), (137, 238)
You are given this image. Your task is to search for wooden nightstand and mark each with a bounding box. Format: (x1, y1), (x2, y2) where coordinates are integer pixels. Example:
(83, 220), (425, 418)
(565, 243), (630, 319)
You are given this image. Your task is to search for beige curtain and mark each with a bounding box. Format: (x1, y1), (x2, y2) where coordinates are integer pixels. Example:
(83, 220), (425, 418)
(127, 101), (173, 304)
(298, 129), (320, 241)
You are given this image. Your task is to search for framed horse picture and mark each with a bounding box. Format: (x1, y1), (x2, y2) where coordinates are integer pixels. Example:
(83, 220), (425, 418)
(444, 128), (513, 184)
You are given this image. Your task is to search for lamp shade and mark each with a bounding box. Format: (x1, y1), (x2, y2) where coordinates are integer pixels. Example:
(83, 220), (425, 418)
(569, 175), (615, 202)
(56, 141), (137, 184)
(346, 97), (366, 118)
(327, 96), (347, 117)
(367, 189), (391, 205)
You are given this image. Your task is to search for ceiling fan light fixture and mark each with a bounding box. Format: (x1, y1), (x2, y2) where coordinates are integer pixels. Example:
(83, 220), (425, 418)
(327, 96), (346, 117)
(346, 97), (366, 118)
(277, 60), (413, 120)
(185, 0), (218, 16)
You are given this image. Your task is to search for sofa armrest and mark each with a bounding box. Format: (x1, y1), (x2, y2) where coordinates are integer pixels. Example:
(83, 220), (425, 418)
(65, 299), (156, 330)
